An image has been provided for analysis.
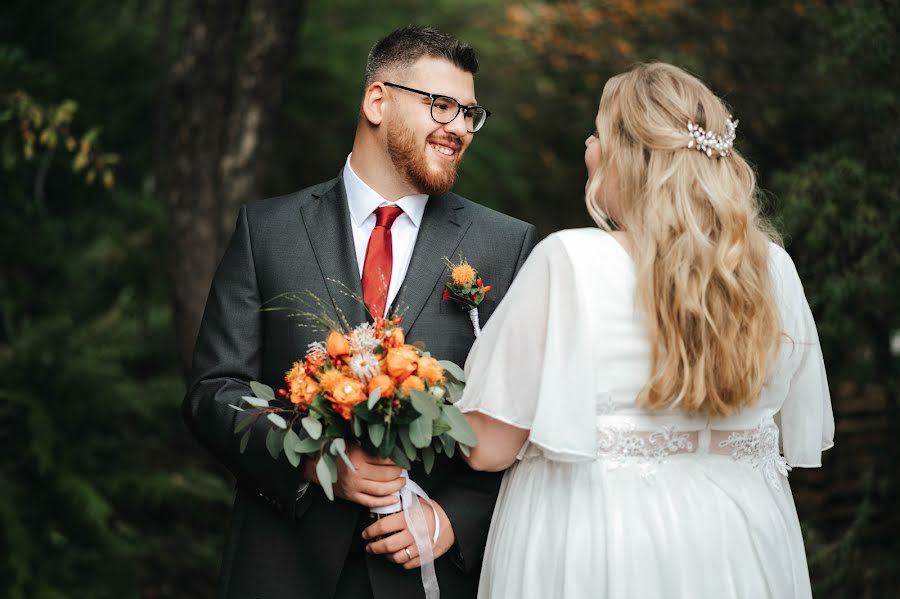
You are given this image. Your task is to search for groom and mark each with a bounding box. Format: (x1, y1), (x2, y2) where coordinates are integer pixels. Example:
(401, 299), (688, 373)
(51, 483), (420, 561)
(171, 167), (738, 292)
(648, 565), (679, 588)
(182, 26), (537, 599)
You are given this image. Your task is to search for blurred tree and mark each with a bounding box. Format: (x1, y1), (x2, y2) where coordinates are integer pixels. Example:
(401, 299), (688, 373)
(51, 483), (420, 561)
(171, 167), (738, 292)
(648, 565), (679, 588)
(156, 0), (307, 376)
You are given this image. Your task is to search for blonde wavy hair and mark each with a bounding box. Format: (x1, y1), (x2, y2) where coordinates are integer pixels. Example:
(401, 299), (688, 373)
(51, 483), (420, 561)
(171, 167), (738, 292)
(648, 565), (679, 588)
(586, 62), (781, 417)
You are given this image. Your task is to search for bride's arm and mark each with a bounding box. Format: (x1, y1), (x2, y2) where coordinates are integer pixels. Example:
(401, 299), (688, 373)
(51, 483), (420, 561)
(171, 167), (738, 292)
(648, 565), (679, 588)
(461, 412), (529, 472)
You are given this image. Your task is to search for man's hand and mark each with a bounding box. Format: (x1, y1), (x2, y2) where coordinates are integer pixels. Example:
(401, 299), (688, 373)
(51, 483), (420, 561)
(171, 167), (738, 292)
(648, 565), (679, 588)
(361, 498), (455, 570)
(304, 445), (405, 508)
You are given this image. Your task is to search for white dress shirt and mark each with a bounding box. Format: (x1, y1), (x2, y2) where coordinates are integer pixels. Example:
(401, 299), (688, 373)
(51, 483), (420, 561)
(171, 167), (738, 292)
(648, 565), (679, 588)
(343, 154), (428, 317)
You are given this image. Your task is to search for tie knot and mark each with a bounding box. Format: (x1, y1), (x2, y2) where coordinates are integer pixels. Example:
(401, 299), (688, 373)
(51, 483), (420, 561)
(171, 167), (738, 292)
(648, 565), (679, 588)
(374, 205), (404, 228)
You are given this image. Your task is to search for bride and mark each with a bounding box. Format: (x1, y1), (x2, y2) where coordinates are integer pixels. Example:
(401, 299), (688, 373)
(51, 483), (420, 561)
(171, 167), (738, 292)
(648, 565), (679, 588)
(456, 62), (833, 598)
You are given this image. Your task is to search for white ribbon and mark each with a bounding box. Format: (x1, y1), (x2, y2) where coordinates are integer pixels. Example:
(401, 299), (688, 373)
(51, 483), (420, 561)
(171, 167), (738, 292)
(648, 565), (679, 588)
(468, 307), (481, 338)
(370, 470), (441, 598)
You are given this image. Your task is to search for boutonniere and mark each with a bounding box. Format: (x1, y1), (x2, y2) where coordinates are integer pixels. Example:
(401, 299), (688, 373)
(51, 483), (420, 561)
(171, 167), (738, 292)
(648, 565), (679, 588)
(441, 257), (491, 337)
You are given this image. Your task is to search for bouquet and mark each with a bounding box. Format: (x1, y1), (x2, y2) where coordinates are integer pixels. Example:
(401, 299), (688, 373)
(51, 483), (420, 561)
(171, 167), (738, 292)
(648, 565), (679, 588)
(230, 314), (475, 502)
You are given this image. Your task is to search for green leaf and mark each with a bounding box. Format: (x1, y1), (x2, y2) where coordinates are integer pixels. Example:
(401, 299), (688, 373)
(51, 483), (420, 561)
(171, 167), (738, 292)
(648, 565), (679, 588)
(445, 381), (464, 404)
(353, 400), (376, 422)
(398, 427), (417, 461)
(438, 360), (466, 384)
(227, 403), (245, 411)
(294, 434), (321, 454)
(410, 389), (440, 420)
(283, 430), (301, 467)
(441, 434), (456, 458)
(443, 405), (477, 446)
(302, 416), (322, 440)
(316, 455), (334, 500)
(459, 443), (471, 458)
(352, 415), (363, 437)
(234, 413), (254, 434)
(239, 429), (251, 454)
(391, 446), (412, 470)
(241, 396), (270, 408)
(265, 428), (285, 459)
(410, 414), (433, 448)
(323, 452), (338, 482)
(367, 387), (381, 409)
(422, 446), (435, 474)
(368, 422), (385, 447)
(331, 439), (355, 472)
(250, 381), (276, 400)
(267, 413), (288, 430)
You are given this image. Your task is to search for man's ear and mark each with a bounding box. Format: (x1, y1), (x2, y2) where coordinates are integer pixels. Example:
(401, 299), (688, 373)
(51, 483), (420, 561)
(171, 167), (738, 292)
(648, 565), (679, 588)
(361, 82), (387, 126)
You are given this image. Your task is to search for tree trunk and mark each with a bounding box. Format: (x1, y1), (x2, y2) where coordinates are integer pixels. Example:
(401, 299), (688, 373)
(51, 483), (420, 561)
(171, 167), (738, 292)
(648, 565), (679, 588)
(157, 0), (306, 377)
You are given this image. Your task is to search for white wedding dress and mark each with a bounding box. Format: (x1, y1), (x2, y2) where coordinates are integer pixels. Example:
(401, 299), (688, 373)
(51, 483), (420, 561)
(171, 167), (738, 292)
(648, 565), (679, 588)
(456, 229), (834, 599)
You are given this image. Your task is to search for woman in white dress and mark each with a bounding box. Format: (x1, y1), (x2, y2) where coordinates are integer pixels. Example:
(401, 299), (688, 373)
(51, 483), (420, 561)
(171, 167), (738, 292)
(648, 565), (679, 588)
(456, 62), (834, 599)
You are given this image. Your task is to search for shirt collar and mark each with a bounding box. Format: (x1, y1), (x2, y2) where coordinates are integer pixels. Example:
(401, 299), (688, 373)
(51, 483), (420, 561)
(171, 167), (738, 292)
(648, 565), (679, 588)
(343, 154), (428, 228)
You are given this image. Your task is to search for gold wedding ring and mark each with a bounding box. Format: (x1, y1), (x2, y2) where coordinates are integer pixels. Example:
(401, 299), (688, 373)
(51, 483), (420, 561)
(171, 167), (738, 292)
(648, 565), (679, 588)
(405, 547), (413, 560)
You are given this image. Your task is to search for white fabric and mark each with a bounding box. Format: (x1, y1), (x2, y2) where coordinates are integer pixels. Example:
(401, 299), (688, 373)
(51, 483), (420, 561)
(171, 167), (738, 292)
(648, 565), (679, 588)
(343, 154), (428, 317)
(457, 228), (834, 599)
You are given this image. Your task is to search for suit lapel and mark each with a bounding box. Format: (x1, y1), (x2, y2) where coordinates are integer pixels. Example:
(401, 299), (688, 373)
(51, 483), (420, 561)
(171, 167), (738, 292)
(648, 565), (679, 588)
(392, 193), (472, 332)
(299, 177), (369, 329)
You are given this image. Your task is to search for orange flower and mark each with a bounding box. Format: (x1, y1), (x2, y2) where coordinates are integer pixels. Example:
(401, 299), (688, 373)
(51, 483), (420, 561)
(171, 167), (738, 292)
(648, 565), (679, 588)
(326, 329), (350, 358)
(290, 376), (320, 406)
(318, 368), (345, 394)
(416, 357), (445, 385)
(368, 374), (395, 398)
(305, 352), (326, 376)
(451, 263), (476, 286)
(284, 360), (305, 385)
(384, 327), (405, 348)
(400, 375), (425, 396)
(330, 377), (366, 420)
(386, 345), (419, 379)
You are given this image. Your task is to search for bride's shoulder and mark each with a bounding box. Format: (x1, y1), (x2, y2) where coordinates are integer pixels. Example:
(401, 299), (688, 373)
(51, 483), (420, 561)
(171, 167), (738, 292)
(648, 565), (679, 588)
(538, 227), (624, 259)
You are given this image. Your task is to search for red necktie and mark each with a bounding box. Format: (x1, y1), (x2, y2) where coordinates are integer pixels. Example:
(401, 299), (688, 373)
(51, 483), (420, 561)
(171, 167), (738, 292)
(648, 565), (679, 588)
(362, 206), (404, 318)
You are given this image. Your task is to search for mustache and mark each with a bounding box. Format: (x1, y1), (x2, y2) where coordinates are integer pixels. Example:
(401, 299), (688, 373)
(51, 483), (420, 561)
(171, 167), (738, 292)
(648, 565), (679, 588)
(428, 134), (463, 151)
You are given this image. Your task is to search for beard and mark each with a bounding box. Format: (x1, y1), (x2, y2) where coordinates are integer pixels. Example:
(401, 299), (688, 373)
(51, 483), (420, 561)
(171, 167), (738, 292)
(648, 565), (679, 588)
(386, 119), (462, 196)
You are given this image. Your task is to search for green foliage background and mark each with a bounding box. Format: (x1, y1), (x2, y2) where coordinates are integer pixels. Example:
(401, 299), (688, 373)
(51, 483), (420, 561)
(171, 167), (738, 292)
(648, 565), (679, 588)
(1, 0), (897, 596)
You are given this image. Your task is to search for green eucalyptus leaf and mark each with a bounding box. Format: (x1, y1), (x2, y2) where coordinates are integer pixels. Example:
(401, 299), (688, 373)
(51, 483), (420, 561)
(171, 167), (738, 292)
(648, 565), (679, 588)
(239, 429), (251, 454)
(250, 381), (276, 400)
(410, 389), (440, 420)
(438, 360), (466, 384)
(241, 396), (270, 408)
(459, 443), (471, 458)
(234, 413), (254, 434)
(422, 446), (435, 474)
(391, 446), (412, 470)
(302, 416), (322, 440)
(441, 433), (456, 458)
(283, 430), (301, 467)
(322, 452), (338, 482)
(398, 427), (417, 461)
(443, 405), (477, 446)
(331, 439), (355, 472)
(267, 413), (288, 430)
(227, 403), (245, 412)
(352, 415), (363, 437)
(265, 428), (285, 459)
(369, 422), (385, 447)
(444, 381), (464, 404)
(367, 387), (381, 409)
(294, 434), (321, 454)
(410, 414), (433, 448)
(316, 456), (334, 500)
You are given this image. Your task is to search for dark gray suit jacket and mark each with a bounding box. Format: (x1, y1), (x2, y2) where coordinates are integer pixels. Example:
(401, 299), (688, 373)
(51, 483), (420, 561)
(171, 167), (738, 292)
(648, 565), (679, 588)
(183, 175), (537, 599)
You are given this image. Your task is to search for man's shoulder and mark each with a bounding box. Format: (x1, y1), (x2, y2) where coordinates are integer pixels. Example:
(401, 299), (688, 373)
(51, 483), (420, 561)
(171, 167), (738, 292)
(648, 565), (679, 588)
(244, 177), (341, 219)
(446, 191), (534, 233)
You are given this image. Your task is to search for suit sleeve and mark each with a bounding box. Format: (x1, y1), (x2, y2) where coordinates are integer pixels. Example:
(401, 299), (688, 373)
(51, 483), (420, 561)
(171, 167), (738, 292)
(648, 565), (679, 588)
(434, 222), (540, 573)
(181, 204), (305, 519)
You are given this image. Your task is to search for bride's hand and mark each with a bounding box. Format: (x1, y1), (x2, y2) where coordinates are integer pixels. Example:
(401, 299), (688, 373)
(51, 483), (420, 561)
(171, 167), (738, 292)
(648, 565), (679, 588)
(304, 445), (405, 507)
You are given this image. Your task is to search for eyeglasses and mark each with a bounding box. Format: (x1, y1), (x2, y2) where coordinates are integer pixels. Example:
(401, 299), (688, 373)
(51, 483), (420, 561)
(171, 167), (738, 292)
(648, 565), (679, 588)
(383, 82), (491, 133)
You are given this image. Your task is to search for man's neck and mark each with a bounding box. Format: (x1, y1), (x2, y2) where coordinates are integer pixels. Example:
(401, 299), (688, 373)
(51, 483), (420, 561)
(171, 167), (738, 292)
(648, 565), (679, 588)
(349, 146), (417, 201)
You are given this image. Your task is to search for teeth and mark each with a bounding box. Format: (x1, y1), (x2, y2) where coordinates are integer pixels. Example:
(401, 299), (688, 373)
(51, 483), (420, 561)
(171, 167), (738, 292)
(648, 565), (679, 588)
(431, 143), (455, 156)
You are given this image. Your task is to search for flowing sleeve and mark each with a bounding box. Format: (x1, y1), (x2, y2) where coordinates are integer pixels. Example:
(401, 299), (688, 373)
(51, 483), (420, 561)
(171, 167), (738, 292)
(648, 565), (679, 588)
(456, 232), (598, 461)
(773, 248), (835, 467)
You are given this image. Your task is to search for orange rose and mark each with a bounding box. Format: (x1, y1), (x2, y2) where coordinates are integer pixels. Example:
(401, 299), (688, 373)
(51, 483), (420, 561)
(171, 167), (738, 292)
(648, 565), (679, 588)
(384, 327), (405, 348)
(318, 368), (345, 394)
(400, 375), (425, 396)
(416, 357), (445, 385)
(385, 345), (419, 379)
(326, 329), (350, 358)
(330, 377), (366, 420)
(368, 374), (395, 398)
(290, 376), (320, 406)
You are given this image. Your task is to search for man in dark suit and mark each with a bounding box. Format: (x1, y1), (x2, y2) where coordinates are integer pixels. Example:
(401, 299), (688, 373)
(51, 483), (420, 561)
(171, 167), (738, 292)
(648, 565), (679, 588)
(183, 26), (537, 599)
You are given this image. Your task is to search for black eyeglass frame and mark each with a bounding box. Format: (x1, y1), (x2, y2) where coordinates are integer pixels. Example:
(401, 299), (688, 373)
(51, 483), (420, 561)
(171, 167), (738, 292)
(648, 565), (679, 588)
(382, 82), (491, 133)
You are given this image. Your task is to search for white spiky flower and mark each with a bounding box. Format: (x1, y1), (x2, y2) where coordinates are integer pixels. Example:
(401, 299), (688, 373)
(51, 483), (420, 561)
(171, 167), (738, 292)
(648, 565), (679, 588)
(348, 322), (380, 354)
(306, 341), (327, 361)
(348, 350), (380, 384)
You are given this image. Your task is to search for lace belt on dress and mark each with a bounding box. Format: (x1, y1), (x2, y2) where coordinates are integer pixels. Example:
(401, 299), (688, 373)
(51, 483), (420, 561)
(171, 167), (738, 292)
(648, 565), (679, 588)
(594, 419), (791, 490)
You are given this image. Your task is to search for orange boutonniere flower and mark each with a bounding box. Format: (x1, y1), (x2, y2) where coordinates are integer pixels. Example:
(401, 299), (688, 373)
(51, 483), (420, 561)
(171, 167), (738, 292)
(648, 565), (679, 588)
(442, 256), (491, 337)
